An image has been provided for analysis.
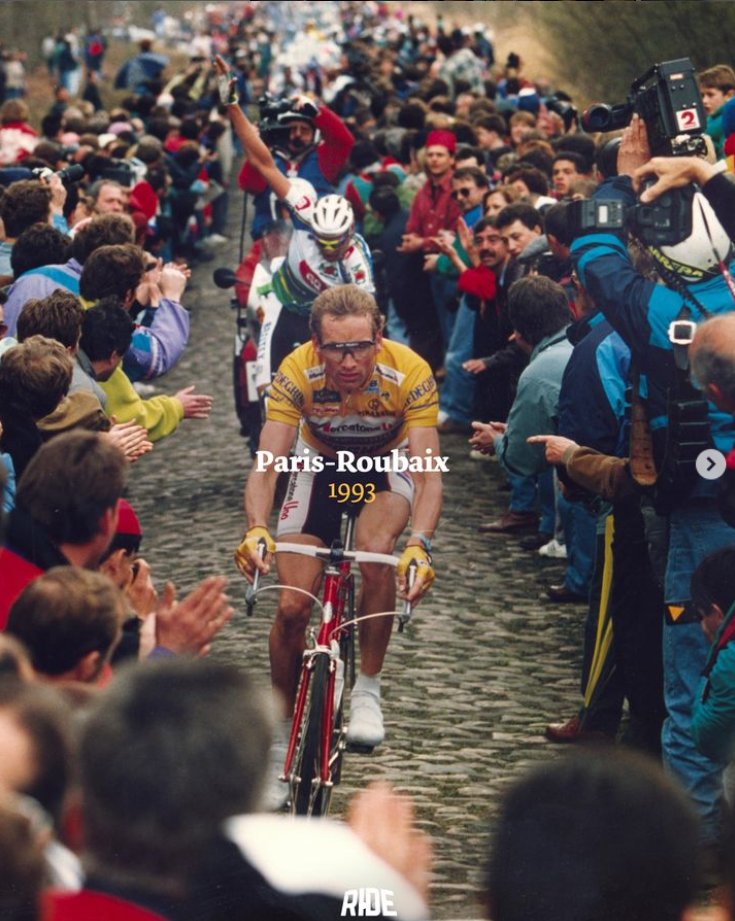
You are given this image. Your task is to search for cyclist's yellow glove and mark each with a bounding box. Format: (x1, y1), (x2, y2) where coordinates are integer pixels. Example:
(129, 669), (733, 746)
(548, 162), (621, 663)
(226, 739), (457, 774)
(234, 526), (276, 578)
(396, 545), (435, 596)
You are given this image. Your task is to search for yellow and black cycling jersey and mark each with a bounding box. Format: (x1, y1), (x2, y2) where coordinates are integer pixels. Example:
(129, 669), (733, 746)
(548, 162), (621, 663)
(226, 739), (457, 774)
(266, 339), (438, 456)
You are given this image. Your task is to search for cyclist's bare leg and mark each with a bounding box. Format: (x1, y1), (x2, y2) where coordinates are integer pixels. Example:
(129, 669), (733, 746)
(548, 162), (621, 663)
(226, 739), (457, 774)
(270, 535), (324, 714)
(354, 492), (410, 676)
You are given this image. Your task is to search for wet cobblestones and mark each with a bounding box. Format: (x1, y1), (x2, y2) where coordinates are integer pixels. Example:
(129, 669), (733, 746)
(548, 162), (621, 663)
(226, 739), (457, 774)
(126, 224), (584, 920)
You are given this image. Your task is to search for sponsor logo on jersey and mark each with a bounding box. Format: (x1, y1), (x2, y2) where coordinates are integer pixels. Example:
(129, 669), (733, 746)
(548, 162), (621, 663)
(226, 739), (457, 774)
(299, 260), (329, 292)
(305, 364), (325, 382)
(313, 388), (341, 404)
(405, 377), (437, 407)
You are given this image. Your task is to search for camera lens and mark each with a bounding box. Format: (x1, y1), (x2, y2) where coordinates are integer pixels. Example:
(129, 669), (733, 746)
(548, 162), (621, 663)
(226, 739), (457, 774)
(581, 104), (614, 133)
(57, 163), (84, 184)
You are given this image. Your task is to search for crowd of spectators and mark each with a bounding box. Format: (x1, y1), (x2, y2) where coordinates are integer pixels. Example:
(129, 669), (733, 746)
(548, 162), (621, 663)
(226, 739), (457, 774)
(5, 1), (735, 919)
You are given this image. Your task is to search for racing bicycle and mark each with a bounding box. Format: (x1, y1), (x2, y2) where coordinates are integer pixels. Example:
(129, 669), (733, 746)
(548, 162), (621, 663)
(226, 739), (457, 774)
(246, 515), (415, 817)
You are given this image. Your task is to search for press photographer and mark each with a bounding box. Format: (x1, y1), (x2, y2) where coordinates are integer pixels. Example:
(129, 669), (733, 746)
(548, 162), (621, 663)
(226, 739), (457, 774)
(237, 89), (354, 242)
(569, 98), (735, 850)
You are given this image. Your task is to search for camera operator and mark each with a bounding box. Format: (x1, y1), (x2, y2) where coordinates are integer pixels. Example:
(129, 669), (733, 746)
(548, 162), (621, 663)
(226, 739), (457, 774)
(570, 112), (735, 849)
(633, 155), (735, 239)
(237, 83), (355, 243)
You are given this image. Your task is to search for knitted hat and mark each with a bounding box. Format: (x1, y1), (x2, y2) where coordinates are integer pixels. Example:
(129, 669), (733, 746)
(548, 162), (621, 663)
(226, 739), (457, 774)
(425, 129), (457, 153)
(112, 499), (142, 554)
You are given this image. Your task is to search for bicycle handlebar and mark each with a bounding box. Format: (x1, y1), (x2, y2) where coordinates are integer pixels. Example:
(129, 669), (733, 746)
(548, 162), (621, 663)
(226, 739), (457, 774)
(245, 541), (414, 629)
(275, 542), (398, 567)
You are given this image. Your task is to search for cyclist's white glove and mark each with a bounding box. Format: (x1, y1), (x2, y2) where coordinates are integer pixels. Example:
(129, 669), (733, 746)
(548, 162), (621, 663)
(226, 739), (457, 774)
(396, 546), (434, 600)
(234, 526), (275, 580)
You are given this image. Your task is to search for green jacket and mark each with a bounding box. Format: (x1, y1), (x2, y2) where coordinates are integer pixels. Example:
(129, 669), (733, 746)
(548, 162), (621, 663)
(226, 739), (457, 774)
(692, 603), (735, 763)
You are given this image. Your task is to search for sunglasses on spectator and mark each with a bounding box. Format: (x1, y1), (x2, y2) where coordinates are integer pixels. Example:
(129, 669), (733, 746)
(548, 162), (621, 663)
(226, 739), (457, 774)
(318, 340), (376, 361)
(451, 187), (474, 200)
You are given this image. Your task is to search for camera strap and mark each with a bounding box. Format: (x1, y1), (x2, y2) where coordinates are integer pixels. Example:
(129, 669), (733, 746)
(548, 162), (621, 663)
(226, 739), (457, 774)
(628, 360), (657, 487)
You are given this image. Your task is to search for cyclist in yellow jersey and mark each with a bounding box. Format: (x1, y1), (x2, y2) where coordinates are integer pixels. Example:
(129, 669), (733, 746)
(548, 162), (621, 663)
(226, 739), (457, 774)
(235, 285), (442, 752)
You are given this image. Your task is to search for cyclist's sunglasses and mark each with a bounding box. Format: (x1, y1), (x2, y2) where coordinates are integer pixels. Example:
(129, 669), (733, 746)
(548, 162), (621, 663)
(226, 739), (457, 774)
(318, 339), (376, 360)
(315, 236), (349, 251)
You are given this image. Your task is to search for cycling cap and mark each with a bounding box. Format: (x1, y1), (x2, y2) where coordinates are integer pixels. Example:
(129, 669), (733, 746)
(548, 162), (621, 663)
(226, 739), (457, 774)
(648, 191), (734, 284)
(311, 195), (355, 239)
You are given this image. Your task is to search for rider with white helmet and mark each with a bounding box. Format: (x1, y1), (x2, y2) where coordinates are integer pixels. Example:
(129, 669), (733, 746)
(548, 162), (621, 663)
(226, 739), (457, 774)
(215, 56), (374, 385)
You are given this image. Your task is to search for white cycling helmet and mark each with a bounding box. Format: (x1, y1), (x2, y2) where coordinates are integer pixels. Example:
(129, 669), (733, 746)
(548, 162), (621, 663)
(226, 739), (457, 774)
(648, 191), (734, 284)
(310, 194), (355, 240)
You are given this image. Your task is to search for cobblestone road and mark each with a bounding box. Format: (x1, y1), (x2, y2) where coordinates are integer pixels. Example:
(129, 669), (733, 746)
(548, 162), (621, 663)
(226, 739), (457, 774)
(126, 211), (585, 920)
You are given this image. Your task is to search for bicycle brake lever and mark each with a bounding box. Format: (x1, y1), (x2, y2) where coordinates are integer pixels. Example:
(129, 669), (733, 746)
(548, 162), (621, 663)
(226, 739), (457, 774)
(398, 559), (418, 633)
(245, 538), (267, 616)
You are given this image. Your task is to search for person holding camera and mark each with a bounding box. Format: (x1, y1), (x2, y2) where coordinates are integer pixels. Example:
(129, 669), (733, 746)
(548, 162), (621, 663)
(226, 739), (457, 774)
(236, 73), (355, 243)
(215, 56), (374, 387)
(570, 113), (735, 848)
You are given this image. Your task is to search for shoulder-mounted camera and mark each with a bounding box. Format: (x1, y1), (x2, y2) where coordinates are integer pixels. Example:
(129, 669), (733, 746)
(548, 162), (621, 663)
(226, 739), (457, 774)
(582, 58), (707, 158)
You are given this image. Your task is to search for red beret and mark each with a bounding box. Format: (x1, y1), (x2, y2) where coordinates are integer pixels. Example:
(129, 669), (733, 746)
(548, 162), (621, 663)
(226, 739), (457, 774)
(425, 129), (457, 153)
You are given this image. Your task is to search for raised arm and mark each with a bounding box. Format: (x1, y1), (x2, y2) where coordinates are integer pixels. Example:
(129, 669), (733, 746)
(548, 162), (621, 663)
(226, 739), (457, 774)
(214, 55), (291, 201)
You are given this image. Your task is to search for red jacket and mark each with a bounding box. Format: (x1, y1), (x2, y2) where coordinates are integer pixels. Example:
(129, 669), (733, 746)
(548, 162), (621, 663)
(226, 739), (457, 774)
(404, 172), (461, 252)
(237, 104), (354, 192)
(0, 546), (42, 630)
(43, 890), (168, 921)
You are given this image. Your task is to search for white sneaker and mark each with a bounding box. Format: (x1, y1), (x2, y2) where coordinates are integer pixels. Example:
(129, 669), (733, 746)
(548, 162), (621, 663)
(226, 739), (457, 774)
(539, 537), (568, 559)
(199, 233), (229, 248)
(346, 691), (384, 749)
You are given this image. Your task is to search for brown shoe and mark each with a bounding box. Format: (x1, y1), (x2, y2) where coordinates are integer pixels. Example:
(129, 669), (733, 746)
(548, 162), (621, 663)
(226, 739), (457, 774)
(478, 510), (539, 533)
(542, 583), (588, 604)
(545, 715), (614, 744)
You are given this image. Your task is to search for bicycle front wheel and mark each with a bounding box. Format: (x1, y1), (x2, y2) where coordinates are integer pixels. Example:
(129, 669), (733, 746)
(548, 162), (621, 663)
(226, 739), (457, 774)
(291, 653), (331, 817)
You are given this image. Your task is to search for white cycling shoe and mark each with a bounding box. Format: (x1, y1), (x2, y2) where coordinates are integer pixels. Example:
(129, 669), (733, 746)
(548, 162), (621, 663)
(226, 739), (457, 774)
(346, 690), (384, 750)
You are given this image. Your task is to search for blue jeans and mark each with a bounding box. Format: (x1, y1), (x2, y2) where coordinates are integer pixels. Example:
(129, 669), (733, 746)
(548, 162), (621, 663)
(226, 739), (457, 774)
(508, 469), (555, 535)
(557, 491), (596, 596)
(429, 274), (458, 355)
(385, 299), (410, 346)
(439, 297), (476, 425)
(509, 473), (536, 514)
(662, 501), (735, 843)
(538, 469), (555, 536)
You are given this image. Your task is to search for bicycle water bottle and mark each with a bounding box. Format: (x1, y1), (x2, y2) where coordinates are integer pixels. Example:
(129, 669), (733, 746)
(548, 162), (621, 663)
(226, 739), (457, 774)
(332, 640), (345, 710)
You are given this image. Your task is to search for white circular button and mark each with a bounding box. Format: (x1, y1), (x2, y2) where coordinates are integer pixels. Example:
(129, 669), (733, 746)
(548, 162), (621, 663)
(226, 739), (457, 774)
(696, 449), (727, 480)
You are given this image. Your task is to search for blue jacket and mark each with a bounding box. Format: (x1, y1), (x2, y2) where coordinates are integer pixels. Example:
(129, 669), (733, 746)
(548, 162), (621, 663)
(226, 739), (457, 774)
(571, 176), (735, 489)
(558, 312), (630, 458)
(494, 327), (573, 477)
(251, 148), (335, 240)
